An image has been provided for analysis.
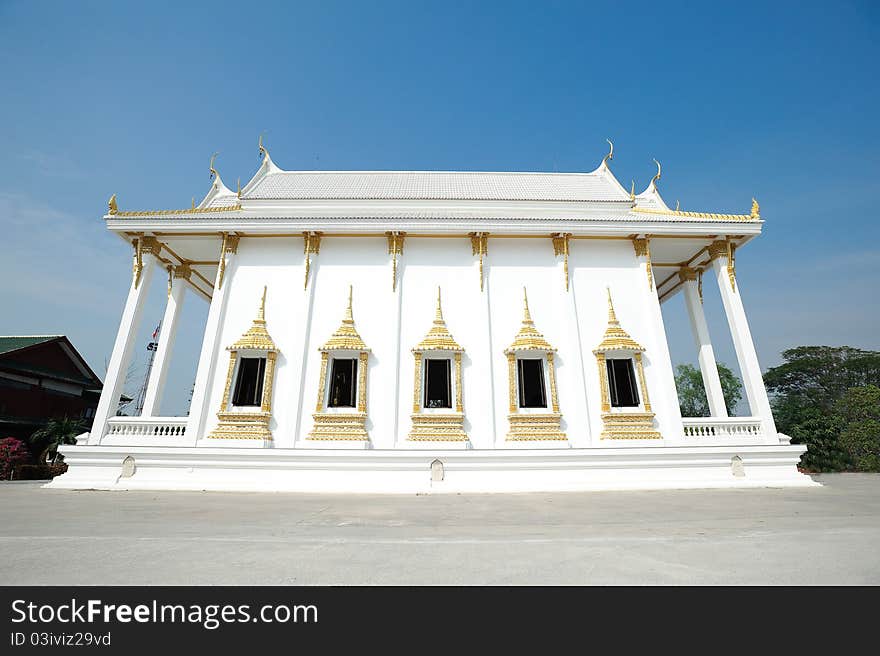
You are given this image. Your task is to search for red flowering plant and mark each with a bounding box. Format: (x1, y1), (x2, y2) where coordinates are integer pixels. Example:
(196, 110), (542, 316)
(0, 437), (33, 480)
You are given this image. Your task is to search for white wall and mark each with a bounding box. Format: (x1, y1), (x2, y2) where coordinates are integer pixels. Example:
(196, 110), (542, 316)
(200, 236), (683, 448)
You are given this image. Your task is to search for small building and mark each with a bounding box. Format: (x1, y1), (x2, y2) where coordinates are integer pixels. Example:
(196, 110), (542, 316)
(50, 141), (816, 492)
(0, 336), (103, 440)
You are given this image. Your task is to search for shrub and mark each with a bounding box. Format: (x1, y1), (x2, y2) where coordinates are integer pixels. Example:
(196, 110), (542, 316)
(0, 437), (33, 480)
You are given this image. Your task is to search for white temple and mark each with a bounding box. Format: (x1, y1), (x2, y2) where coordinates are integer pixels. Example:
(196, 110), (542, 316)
(50, 141), (816, 492)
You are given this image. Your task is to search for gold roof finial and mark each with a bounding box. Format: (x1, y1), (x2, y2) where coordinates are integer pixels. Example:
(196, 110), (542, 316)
(108, 194), (118, 215)
(258, 133), (268, 159)
(236, 177), (241, 198)
(209, 152), (219, 180)
(630, 180), (635, 201)
(228, 286), (276, 351)
(414, 286), (463, 352)
(750, 197), (760, 219)
(651, 159), (662, 187)
(594, 288), (644, 353)
(319, 285), (368, 351)
(606, 287), (618, 325)
(191, 197), (196, 210)
(601, 139), (614, 167)
(504, 286), (554, 352)
(258, 285), (267, 322)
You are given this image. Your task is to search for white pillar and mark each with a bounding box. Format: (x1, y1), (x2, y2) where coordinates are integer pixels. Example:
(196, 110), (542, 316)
(90, 238), (159, 443)
(679, 268), (728, 417)
(141, 266), (188, 416)
(709, 241), (777, 435)
(187, 234), (238, 445)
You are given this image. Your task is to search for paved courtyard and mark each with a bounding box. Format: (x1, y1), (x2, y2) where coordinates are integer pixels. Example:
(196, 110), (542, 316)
(1, 474), (878, 584)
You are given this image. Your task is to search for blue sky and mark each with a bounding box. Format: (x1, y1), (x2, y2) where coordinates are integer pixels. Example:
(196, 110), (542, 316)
(1, 0), (878, 415)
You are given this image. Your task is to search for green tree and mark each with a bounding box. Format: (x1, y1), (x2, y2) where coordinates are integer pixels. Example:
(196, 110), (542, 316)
(29, 417), (86, 465)
(834, 385), (880, 472)
(674, 362), (743, 417)
(764, 346), (880, 471)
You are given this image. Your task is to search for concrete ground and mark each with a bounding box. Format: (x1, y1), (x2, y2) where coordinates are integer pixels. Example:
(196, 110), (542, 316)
(0, 473), (877, 585)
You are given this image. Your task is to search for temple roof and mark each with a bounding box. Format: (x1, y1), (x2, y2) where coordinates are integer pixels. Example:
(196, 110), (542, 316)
(241, 169), (631, 202)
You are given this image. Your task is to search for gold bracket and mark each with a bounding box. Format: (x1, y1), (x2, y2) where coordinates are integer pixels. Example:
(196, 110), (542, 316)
(303, 231), (323, 290)
(469, 232), (489, 291)
(216, 232), (240, 290)
(386, 231), (406, 291)
(632, 237), (654, 291)
(551, 233), (572, 291)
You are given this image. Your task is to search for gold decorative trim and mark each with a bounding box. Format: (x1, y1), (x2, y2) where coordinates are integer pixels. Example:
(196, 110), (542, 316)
(412, 352), (423, 414)
(597, 352), (611, 413)
(678, 266), (697, 283)
(504, 288), (555, 352)
(750, 198), (760, 219)
(708, 240), (736, 291)
(303, 231), (322, 290)
(547, 352), (560, 414)
(599, 412), (661, 440)
(319, 286), (369, 351)
(631, 207), (756, 222)
(307, 413), (369, 441)
(552, 233), (571, 291)
(413, 288), (464, 352)
(506, 413), (567, 441)
(698, 269), (704, 304)
(386, 231), (406, 291)
(173, 263), (192, 282)
(229, 287), (277, 351)
(315, 352), (329, 413)
(593, 288), (645, 352)
(454, 352), (463, 413)
(216, 232), (240, 290)
(108, 194), (118, 215)
(506, 353), (517, 414)
(132, 236), (161, 289)
(632, 237), (654, 291)
(634, 352), (652, 413)
(469, 232), (488, 291)
(113, 204), (242, 217)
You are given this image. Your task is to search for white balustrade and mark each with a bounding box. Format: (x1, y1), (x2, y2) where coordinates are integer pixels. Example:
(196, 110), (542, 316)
(105, 416), (188, 438)
(681, 417), (763, 439)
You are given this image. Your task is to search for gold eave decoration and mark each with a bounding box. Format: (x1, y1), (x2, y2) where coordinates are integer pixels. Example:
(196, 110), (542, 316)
(413, 288), (463, 352)
(229, 287), (277, 352)
(111, 204), (242, 217)
(386, 232), (406, 292)
(303, 231), (322, 291)
(319, 286), (369, 352)
(504, 288), (555, 353)
(631, 207), (757, 222)
(469, 232), (489, 291)
(632, 237), (654, 291)
(551, 233), (571, 291)
(593, 289), (645, 353)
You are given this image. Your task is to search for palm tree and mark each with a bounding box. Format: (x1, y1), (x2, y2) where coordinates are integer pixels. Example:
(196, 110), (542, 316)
(29, 417), (86, 465)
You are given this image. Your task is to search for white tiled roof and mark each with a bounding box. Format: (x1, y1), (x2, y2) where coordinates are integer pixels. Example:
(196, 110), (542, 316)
(243, 171), (631, 202)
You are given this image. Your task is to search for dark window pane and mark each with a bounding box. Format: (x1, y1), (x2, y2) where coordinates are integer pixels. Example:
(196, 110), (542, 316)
(424, 359), (452, 408)
(607, 358), (639, 407)
(517, 359), (547, 408)
(232, 357), (266, 407)
(329, 358), (358, 408)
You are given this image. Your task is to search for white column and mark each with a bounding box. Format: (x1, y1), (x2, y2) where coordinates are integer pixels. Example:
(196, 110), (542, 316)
(141, 267), (187, 416)
(709, 241), (777, 435)
(187, 234), (238, 445)
(679, 268), (728, 417)
(89, 239), (158, 443)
